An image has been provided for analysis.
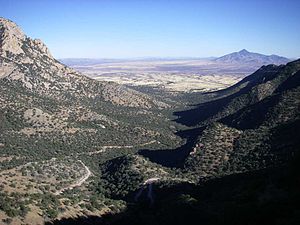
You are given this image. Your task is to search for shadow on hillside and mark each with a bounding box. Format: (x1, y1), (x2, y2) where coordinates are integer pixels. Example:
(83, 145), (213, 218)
(45, 216), (105, 225)
(136, 79), (250, 167)
(219, 94), (280, 129)
(172, 65), (280, 127)
(173, 83), (252, 127)
(138, 126), (205, 167)
(46, 156), (300, 225)
(137, 78), (249, 167)
(45, 182), (196, 225)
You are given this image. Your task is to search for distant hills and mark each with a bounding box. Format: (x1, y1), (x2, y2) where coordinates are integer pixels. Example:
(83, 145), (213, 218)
(60, 50), (290, 67)
(215, 49), (290, 65)
(61, 50), (291, 81)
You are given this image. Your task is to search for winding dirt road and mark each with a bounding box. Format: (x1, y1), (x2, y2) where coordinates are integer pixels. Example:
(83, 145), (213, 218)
(21, 141), (159, 196)
(54, 160), (92, 195)
(85, 140), (159, 156)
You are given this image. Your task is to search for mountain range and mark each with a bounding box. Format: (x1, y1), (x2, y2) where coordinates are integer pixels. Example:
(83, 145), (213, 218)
(0, 17), (300, 225)
(60, 49), (290, 67)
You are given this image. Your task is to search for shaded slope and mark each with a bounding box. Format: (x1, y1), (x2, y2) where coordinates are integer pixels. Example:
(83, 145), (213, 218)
(220, 70), (300, 130)
(181, 59), (300, 179)
(174, 60), (300, 127)
(48, 154), (300, 225)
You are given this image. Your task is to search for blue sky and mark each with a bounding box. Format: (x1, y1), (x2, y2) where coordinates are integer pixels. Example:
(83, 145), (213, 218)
(1, 0), (299, 58)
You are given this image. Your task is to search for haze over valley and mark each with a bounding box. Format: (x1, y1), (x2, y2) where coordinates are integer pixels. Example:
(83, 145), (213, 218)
(60, 50), (290, 92)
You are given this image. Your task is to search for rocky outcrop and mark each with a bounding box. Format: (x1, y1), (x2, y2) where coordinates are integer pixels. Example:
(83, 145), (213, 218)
(0, 17), (26, 56)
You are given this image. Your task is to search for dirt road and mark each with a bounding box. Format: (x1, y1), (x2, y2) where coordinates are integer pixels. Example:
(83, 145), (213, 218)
(54, 160), (91, 195)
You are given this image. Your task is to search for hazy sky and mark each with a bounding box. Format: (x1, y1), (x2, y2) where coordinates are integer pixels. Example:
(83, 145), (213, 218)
(1, 0), (300, 58)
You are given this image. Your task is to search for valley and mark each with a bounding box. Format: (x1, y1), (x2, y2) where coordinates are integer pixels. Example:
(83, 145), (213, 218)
(60, 58), (244, 92)
(61, 49), (290, 93)
(0, 17), (299, 225)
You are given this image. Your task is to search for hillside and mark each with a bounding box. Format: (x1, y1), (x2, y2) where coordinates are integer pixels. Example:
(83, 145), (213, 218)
(178, 59), (300, 176)
(89, 59), (300, 225)
(174, 60), (300, 127)
(0, 17), (176, 160)
(48, 58), (300, 225)
(0, 17), (180, 224)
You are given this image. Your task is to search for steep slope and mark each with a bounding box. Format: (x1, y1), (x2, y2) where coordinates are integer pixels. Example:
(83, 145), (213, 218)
(215, 49), (290, 65)
(0, 17), (182, 224)
(92, 59), (300, 225)
(92, 60), (300, 215)
(97, 154), (172, 199)
(100, 59), (300, 186)
(96, 158), (300, 225)
(0, 17), (175, 160)
(175, 60), (300, 127)
(182, 59), (300, 179)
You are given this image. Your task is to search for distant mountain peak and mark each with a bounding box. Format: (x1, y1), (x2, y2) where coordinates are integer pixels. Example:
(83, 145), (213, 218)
(239, 49), (249, 53)
(215, 49), (290, 66)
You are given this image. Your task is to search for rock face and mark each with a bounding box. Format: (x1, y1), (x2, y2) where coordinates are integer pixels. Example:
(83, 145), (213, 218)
(215, 49), (290, 65)
(0, 18), (26, 56)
